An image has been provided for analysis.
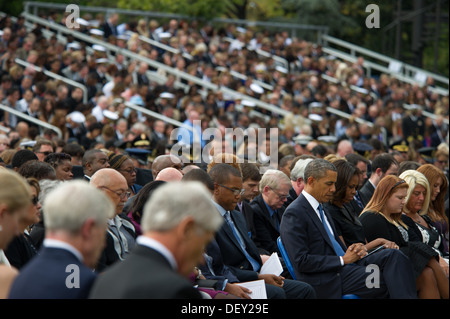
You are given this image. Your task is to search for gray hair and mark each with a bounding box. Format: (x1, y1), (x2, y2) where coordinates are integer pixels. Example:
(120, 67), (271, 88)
(43, 180), (114, 234)
(290, 158), (313, 181)
(259, 169), (291, 192)
(304, 158), (337, 182)
(141, 181), (223, 233)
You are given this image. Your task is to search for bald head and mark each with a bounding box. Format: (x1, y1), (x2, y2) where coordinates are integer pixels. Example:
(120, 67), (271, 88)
(155, 167), (183, 182)
(152, 154), (183, 178)
(90, 168), (128, 215)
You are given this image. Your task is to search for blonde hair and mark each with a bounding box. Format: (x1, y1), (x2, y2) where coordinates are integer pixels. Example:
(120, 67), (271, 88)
(0, 170), (31, 212)
(399, 170), (431, 216)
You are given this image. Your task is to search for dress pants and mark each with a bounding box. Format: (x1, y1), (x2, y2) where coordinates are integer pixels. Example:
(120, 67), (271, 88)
(341, 249), (417, 299)
(266, 278), (316, 299)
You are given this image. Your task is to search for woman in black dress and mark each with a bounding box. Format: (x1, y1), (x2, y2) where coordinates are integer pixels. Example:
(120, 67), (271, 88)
(324, 159), (397, 250)
(360, 175), (448, 299)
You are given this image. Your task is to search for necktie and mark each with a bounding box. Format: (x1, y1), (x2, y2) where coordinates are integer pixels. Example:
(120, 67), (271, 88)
(318, 204), (346, 256)
(224, 211), (260, 272)
(354, 191), (364, 210)
(271, 211), (280, 232)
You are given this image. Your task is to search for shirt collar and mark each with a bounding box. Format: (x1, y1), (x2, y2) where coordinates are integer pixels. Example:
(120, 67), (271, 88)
(263, 197), (276, 217)
(43, 238), (83, 262)
(301, 189), (321, 213)
(136, 236), (177, 270)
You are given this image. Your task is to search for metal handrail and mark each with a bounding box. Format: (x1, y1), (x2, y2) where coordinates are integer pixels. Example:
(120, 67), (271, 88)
(0, 104), (63, 138)
(123, 101), (192, 132)
(21, 12), (291, 119)
(321, 35), (449, 93)
(14, 58), (88, 104)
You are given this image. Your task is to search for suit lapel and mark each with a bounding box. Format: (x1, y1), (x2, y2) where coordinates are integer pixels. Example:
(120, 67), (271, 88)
(298, 194), (337, 251)
(256, 195), (279, 232)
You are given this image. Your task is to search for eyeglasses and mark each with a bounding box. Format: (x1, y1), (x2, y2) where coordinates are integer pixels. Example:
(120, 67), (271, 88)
(390, 179), (406, 192)
(217, 184), (245, 196)
(119, 167), (137, 174)
(101, 186), (131, 199)
(269, 187), (288, 200)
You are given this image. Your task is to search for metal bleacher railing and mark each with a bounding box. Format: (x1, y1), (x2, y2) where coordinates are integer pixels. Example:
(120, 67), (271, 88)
(0, 104), (63, 138)
(320, 35), (449, 97)
(20, 11), (292, 122)
(12, 4), (449, 129)
(13, 58), (89, 105)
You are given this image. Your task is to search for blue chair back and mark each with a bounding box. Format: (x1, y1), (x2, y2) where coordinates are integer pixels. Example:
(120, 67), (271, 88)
(277, 237), (360, 299)
(277, 236), (296, 280)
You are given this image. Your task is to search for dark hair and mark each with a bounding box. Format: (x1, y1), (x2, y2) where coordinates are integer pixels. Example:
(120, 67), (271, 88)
(332, 159), (359, 206)
(182, 168), (214, 192)
(239, 162), (261, 182)
(345, 153), (369, 166)
(44, 153), (72, 169)
(18, 160), (56, 180)
(311, 144), (328, 157)
(208, 163), (242, 185)
(304, 158), (336, 182)
(108, 152), (129, 170)
(129, 181), (166, 223)
(11, 149), (38, 169)
(398, 161), (421, 176)
(62, 142), (85, 158)
(371, 153), (398, 173)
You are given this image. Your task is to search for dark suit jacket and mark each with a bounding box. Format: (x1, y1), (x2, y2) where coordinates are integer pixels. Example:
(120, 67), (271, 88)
(8, 247), (97, 299)
(358, 180), (375, 207)
(250, 194), (284, 254)
(214, 209), (263, 282)
(236, 200), (256, 241)
(89, 244), (202, 299)
(280, 193), (347, 299)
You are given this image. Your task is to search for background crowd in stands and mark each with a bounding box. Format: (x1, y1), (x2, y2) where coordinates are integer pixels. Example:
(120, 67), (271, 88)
(0, 9), (449, 299)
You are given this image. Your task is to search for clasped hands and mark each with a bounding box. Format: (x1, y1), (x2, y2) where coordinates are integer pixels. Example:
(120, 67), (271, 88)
(342, 243), (368, 264)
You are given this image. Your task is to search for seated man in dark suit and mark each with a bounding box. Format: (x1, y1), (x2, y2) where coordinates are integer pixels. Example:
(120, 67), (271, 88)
(81, 149), (110, 181)
(90, 168), (137, 272)
(283, 157), (313, 209)
(89, 181), (223, 299)
(250, 169), (291, 254)
(280, 158), (417, 299)
(236, 162), (261, 242)
(9, 181), (114, 299)
(359, 153), (399, 207)
(209, 164), (316, 299)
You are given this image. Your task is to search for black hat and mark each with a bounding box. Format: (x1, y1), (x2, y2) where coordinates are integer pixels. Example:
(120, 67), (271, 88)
(418, 147), (436, 163)
(125, 148), (151, 166)
(353, 141), (373, 158)
(390, 140), (409, 153)
(132, 133), (151, 149)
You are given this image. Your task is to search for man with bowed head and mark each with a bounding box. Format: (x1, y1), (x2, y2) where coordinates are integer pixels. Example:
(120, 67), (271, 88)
(8, 181), (115, 299)
(89, 181), (223, 298)
(280, 158), (417, 299)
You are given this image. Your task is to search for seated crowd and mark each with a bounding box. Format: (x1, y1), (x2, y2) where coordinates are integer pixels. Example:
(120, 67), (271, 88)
(0, 10), (449, 299)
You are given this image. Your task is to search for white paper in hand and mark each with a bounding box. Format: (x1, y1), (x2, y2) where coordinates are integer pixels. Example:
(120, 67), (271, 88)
(259, 252), (283, 276)
(236, 280), (267, 299)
